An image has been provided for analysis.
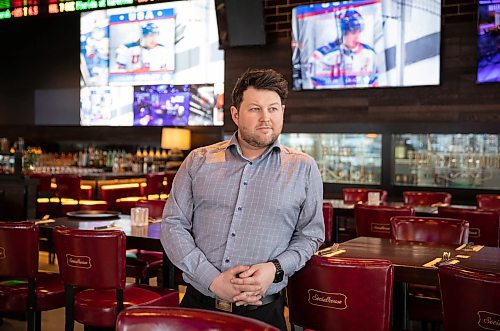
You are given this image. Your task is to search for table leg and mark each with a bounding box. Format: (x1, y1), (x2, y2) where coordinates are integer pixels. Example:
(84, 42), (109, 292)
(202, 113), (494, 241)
(162, 252), (176, 289)
(393, 281), (408, 329)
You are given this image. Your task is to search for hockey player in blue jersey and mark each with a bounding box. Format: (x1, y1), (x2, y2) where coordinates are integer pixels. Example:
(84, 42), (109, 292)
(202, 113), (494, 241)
(307, 9), (378, 88)
(115, 22), (169, 72)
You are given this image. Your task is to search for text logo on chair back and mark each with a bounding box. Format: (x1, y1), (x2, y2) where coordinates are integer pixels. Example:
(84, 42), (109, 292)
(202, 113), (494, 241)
(469, 228), (480, 239)
(371, 223), (391, 234)
(477, 311), (500, 331)
(66, 254), (92, 269)
(308, 289), (347, 310)
(0, 247), (5, 259)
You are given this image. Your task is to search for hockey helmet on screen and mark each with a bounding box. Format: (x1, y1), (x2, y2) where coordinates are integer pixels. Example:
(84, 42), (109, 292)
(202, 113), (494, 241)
(142, 22), (160, 36)
(339, 9), (364, 35)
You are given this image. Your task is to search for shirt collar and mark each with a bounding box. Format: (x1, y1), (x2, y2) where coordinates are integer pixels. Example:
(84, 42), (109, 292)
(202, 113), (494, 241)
(226, 131), (281, 160)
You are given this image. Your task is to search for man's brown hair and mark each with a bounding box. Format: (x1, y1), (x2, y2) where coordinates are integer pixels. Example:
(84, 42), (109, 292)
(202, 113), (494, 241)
(231, 68), (288, 110)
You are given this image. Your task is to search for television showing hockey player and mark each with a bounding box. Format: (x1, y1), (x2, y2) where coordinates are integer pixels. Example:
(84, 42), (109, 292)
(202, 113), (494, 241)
(292, 0), (441, 90)
(477, 0), (500, 83)
(79, 0), (224, 126)
(108, 8), (175, 85)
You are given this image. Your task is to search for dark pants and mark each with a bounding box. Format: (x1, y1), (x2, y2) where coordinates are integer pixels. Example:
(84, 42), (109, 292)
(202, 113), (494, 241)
(181, 285), (287, 331)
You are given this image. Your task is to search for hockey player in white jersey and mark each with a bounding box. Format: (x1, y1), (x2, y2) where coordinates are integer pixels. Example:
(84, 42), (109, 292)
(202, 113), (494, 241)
(115, 22), (169, 72)
(307, 10), (378, 88)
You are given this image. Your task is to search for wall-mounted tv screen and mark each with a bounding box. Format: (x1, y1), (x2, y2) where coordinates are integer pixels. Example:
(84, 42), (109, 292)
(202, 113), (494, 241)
(477, 0), (500, 84)
(292, 0), (441, 90)
(80, 0), (224, 126)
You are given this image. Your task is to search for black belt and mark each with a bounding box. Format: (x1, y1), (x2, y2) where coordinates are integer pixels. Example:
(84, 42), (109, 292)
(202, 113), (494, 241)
(186, 285), (280, 312)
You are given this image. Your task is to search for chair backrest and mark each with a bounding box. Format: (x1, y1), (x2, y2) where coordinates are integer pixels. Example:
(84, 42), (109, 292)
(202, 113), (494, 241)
(287, 256), (393, 331)
(135, 199), (167, 219)
(116, 307), (278, 331)
(323, 202), (334, 244)
(390, 216), (469, 245)
(342, 188), (388, 204)
(438, 207), (500, 247)
(54, 174), (82, 200)
(476, 194), (500, 210)
(403, 191), (451, 206)
(438, 265), (500, 331)
(53, 227), (126, 289)
(144, 172), (165, 196)
(164, 171), (176, 195)
(29, 173), (52, 194)
(354, 204), (415, 239)
(0, 221), (39, 278)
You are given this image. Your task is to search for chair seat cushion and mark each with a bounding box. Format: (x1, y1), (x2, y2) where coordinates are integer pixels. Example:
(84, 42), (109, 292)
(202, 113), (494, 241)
(0, 272), (65, 312)
(74, 285), (172, 327)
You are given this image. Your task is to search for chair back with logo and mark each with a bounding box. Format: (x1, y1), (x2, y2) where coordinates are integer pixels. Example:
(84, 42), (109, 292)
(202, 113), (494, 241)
(116, 307), (278, 331)
(354, 204), (415, 239)
(53, 227), (126, 289)
(438, 265), (500, 331)
(287, 256), (393, 331)
(342, 188), (388, 204)
(403, 191), (451, 206)
(0, 221), (38, 279)
(476, 194), (500, 210)
(390, 216), (469, 245)
(438, 207), (499, 247)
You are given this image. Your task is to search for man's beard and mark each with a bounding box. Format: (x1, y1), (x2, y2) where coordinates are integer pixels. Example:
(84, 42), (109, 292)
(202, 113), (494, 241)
(240, 129), (278, 148)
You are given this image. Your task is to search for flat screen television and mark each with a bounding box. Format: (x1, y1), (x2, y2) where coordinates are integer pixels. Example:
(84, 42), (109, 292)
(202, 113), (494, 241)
(291, 0), (441, 90)
(80, 0), (224, 126)
(477, 0), (500, 84)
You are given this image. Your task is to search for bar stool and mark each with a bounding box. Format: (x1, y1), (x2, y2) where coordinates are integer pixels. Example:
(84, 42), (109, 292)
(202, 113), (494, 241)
(0, 221), (65, 331)
(287, 256), (393, 331)
(438, 206), (500, 247)
(116, 307), (278, 331)
(403, 191), (451, 206)
(354, 204), (414, 239)
(390, 216), (469, 326)
(476, 193), (500, 210)
(53, 227), (179, 330)
(438, 265), (500, 331)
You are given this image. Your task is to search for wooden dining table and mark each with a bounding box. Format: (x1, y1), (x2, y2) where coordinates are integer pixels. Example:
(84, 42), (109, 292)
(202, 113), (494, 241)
(323, 236), (500, 328)
(37, 214), (176, 289)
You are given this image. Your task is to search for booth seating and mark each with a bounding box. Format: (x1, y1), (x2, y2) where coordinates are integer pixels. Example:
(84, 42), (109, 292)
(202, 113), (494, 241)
(402, 191), (452, 206)
(476, 194), (500, 210)
(342, 188), (388, 204)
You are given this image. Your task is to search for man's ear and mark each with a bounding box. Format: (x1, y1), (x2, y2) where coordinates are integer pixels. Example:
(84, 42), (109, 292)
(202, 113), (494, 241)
(230, 106), (239, 126)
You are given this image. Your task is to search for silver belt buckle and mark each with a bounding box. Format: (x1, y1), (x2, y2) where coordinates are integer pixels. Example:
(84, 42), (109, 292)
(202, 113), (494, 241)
(215, 298), (233, 312)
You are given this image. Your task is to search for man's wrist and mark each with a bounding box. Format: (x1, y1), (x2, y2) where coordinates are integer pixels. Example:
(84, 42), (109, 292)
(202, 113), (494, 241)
(270, 259), (284, 283)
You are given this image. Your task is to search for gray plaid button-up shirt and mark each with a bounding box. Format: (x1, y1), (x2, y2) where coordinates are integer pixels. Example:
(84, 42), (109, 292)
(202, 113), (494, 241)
(161, 133), (324, 297)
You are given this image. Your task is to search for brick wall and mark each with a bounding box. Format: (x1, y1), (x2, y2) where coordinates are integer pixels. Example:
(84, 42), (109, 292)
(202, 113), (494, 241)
(263, 0), (478, 41)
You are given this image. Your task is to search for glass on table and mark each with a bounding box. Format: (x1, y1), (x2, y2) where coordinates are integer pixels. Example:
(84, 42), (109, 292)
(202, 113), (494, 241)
(131, 207), (149, 227)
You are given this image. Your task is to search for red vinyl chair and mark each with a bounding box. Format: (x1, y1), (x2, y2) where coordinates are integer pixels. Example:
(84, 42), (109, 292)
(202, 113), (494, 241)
(126, 199), (167, 284)
(287, 256), (393, 331)
(0, 221), (65, 331)
(164, 171), (176, 195)
(52, 227), (179, 330)
(143, 172), (165, 199)
(342, 188), (388, 204)
(354, 204), (415, 239)
(322, 202), (334, 245)
(438, 265), (500, 331)
(438, 206), (500, 247)
(403, 191), (452, 206)
(390, 216), (469, 324)
(116, 307), (279, 331)
(476, 194), (500, 210)
(54, 174), (82, 201)
(390, 216), (469, 246)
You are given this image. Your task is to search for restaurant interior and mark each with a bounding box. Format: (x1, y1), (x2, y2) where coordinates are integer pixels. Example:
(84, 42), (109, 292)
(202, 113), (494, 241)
(0, 0), (499, 330)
